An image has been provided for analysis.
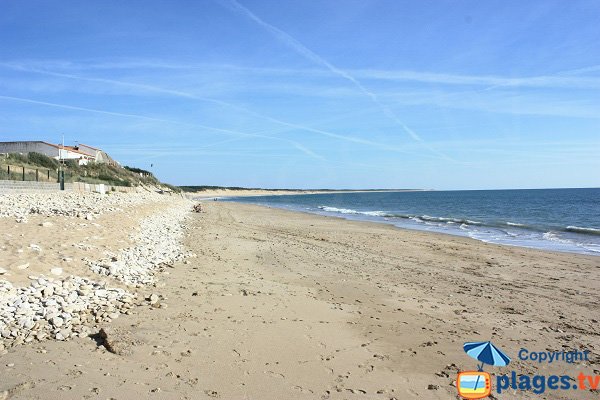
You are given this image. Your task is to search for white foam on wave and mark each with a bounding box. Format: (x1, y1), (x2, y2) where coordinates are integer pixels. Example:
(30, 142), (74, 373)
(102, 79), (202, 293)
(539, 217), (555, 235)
(318, 206), (387, 217)
(582, 245), (600, 253)
(362, 210), (388, 217)
(420, 215), (482, 225)
(506, 221), (525, 227)
(566, 226), (600, 235)
(319, 206), (358, 214)
(313, 205), (599, 256)
(543, 231), (574, 245)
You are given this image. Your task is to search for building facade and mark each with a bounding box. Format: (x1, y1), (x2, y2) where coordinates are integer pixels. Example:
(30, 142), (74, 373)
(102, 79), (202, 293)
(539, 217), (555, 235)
(0, 141), (112, 166)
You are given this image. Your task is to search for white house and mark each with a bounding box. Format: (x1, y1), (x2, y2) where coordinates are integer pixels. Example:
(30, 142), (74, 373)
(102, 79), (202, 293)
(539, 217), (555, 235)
(0, 141), (112, 166)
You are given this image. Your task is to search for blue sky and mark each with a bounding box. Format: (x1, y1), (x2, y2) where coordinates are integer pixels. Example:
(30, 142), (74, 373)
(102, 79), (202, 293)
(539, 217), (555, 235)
(0, 0), (599, 189)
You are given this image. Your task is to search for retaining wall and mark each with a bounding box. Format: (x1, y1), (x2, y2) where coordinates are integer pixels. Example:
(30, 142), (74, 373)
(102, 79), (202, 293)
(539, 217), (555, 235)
(0, 180), (135, 194)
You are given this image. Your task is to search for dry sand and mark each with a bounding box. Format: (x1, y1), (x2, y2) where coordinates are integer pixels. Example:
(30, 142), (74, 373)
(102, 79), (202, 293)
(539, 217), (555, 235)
(1, 201), (599, 399)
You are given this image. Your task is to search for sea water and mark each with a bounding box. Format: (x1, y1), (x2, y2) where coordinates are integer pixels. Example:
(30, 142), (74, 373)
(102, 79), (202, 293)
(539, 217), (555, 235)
(225, 188), (600, 256)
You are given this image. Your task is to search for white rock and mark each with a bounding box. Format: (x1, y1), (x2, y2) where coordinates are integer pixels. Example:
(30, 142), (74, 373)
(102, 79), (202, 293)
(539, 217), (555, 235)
(40, 222), (53, 227)
(16, 263), (30, 270)
(50, 268), (63, 276)
(148, 294), (159, 304)
(0, 268), (7, 275)
(29, 244), (42, 252)
(50, 316), (64, 327)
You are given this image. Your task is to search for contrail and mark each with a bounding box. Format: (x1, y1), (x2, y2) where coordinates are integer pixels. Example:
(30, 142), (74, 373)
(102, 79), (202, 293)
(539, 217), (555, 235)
(218, 0), (451, 159)
(0, 94), (179, 123)
(0, 94), (323, 159)
(1, 63), (441, 158)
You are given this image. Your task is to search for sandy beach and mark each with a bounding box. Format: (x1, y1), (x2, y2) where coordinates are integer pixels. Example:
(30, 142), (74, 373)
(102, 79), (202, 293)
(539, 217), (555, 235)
(1, 198), (599, 399)
(186, 189), (423, 200)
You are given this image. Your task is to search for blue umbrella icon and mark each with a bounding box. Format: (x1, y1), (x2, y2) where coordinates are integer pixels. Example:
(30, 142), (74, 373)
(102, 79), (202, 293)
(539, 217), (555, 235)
(464, 341), (511, 370)
(463, 341), (510, 395)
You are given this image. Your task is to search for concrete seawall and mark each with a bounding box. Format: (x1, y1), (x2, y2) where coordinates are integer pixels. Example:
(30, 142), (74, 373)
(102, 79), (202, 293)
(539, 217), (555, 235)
(0, 180), (135, 193)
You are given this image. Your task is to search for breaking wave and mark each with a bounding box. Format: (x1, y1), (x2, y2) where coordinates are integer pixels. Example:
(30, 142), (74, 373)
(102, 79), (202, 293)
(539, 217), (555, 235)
(566, 226), (600, 235)
(318, 206), (600, 240)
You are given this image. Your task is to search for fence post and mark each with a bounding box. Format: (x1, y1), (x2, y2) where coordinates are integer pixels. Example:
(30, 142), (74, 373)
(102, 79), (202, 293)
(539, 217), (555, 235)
(22, 166), (25, 181)
(6, 165), (9, 176)
(36, 169), (39, 182)
(59, 170), (65, 190)
(47, 169), (50, 180)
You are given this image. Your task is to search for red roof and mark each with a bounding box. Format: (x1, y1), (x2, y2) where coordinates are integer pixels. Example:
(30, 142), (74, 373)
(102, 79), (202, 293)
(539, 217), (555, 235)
(41, 142), (94, 158)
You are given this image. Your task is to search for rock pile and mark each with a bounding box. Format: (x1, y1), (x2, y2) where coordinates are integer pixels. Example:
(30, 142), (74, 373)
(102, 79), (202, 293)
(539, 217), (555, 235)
(0, 276), (134, 349)
(0, 190), (174, 222)
(86, 202), (193, 285)
(0, 191), (194, 350)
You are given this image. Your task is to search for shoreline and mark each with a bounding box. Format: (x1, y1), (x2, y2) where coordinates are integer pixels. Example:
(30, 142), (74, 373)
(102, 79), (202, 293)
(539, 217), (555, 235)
(226, 200), (600, 258)
(1, 199), (597, 399)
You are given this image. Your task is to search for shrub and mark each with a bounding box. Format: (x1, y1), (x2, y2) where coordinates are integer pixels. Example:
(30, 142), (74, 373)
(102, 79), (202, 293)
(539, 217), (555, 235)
(124, 165), (153, 176)
(27, 152), (59, 169)
(64, 159), (79, 169)
(7, 153), (28, 164)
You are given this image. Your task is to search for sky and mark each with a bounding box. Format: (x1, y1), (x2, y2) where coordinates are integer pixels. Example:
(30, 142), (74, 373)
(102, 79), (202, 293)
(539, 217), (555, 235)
(0, 0), (599, 190)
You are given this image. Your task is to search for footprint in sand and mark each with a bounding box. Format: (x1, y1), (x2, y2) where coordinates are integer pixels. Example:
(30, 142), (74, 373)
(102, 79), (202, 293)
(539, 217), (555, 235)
(345, 388), (367, 394)
(264, 370), (285, 379)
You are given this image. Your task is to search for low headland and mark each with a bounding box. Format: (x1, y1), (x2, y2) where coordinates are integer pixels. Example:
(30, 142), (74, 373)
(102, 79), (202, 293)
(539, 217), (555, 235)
(181, 185), (427, 199)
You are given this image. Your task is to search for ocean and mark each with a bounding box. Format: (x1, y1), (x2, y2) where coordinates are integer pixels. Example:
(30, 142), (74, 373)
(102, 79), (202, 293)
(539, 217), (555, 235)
(224, 188), (600, 256)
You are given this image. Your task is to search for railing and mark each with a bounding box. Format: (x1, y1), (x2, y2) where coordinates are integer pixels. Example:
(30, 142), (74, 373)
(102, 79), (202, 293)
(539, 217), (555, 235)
(1, 164), (59, 182)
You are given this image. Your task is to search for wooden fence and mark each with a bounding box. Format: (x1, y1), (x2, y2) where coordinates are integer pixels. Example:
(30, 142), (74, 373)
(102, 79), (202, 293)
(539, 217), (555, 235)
(1, 164), (58, 182)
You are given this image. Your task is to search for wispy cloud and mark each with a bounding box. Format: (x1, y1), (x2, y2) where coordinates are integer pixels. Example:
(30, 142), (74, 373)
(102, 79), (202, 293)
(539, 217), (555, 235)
(0, 94), (178, 123)
(6, 59), (600, 89)
(0, 94), (326, 159)
(217, 0), (452, 160)
(353, 69), (600, 90)
(0, 62), (444, 159)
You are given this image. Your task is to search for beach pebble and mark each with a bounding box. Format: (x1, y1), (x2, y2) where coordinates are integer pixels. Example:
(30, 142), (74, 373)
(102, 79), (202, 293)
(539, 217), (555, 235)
(50, 268), (63, 276)
(44, 286), (56, 297)
(147, 294), (160, 305)
(0, 268), (7, 275)
(50, 316), (64, 327)
(40, 222), (53, 227)
(16, 263), (30, 270)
